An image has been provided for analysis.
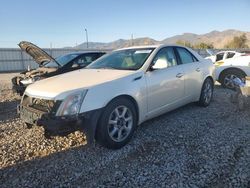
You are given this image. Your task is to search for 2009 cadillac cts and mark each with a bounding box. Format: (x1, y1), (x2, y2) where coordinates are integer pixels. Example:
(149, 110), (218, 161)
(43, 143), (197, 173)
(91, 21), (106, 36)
(19, 45), (214, 149)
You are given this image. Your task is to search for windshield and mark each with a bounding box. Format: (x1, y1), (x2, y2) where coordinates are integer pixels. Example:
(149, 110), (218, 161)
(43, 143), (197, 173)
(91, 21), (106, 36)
(44, 54), (79, 68)
(87, 48), (154, 70)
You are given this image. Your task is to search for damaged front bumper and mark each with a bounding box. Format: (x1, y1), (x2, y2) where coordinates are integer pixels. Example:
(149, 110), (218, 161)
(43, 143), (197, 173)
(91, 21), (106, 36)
(19, 105), (103, 144)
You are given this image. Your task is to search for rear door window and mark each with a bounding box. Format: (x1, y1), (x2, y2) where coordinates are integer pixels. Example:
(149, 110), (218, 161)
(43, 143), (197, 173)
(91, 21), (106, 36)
(176, 47), (198, 64)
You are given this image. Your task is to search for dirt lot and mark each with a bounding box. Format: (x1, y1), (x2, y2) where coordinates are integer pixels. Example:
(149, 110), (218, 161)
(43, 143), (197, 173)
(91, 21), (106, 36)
(0, 74), (250, 187)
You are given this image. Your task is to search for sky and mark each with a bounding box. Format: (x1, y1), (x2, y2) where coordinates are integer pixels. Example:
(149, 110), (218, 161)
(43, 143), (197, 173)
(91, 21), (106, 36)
(0, 0), (250, 48)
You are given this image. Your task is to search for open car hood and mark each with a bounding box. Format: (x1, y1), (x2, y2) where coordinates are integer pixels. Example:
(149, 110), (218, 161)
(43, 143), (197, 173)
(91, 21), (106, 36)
(18, 41), (61, 66)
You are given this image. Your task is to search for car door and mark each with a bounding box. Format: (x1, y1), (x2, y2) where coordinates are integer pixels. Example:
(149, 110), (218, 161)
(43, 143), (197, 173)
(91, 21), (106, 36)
(145, 47), (185, 116)
(175, 47), (203, 100)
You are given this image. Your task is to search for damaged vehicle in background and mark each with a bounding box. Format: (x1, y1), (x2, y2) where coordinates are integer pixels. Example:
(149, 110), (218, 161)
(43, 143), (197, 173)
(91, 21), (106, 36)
(206, 50), (250, 89)
(206, 50), (244, 63)
(12, 41), (106, 95)
(19, 44), (214, 149)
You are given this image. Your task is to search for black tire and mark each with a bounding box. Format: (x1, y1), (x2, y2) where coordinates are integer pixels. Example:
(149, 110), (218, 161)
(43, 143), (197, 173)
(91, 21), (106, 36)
(96, 98), (137, 149)
(220, 69), (246, 89)
(198, 78), (213, 107)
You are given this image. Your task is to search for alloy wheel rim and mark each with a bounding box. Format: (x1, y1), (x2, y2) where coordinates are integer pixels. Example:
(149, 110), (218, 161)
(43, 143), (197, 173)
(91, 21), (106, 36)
(224, 74), (238, 89)
(108, 105), (133, 142)
(204, 81), (212, 104)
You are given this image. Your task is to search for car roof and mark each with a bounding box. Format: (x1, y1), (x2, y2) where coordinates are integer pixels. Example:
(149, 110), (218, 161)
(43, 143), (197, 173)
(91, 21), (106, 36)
(115, 44), (189, 51)
(216, 51), (238, 54)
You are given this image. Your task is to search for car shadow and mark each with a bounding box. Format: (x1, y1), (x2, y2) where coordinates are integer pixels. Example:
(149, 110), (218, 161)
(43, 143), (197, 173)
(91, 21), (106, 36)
(0, 141), (134, 187)
(0, 100), (20, 122)
(0, 143), (90, 186)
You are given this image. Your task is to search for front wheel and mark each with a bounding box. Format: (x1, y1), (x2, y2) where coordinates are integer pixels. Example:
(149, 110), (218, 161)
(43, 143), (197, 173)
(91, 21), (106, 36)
(198, 78), (213, 107)
(96, 98), (137, 149)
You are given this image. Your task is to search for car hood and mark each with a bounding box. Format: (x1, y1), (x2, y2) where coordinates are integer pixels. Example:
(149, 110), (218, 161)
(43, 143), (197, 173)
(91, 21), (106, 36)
(25, 68), (135, 99)
(19, 41), (60, 66)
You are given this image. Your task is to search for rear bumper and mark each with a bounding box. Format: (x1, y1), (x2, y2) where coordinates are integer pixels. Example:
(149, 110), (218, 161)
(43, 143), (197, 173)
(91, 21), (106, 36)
(19, 105), (103, 144)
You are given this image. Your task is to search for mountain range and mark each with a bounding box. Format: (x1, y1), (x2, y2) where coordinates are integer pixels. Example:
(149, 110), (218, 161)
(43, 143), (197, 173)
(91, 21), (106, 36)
(75, 29), (250, 49)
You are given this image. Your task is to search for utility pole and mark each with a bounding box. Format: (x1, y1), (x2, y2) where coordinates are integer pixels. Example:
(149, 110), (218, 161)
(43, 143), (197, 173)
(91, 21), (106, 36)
(85, 28), (89, 48)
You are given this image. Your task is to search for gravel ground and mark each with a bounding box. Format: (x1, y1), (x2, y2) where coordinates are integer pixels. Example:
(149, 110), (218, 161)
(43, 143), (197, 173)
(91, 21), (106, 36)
(0, 78), (250, 187)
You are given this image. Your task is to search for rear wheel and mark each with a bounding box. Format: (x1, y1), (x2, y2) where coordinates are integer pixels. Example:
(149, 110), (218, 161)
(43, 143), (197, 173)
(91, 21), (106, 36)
(96, 98), (137, 149)
(198, 78), (213, 107)
(220, 69), (246, 89)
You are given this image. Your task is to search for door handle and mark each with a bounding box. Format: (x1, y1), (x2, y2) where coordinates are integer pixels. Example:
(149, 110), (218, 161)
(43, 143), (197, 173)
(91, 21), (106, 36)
(176, 73), (184, 78)
(196, 68), (201, 72)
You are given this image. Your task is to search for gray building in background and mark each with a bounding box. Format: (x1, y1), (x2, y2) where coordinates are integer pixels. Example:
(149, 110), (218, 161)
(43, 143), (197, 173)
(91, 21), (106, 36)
(0, 48), (112, 72)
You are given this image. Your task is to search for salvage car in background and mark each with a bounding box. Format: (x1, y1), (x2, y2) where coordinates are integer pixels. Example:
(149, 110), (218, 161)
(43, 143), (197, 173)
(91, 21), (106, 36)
(206, 50), (250, 89)
(12, 41), (106, 95)
(19, 45), (214, 149)
(206, 50), (243, 63)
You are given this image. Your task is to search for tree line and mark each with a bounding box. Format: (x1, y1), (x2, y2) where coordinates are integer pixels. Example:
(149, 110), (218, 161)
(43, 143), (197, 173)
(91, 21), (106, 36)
(176, 34), (249, 49)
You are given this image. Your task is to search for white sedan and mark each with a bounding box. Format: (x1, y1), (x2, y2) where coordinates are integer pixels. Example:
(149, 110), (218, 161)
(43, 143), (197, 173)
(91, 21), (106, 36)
(206, 50), (250, 88)
(206, 50), (243, 63)
(19, 45), (214, 149)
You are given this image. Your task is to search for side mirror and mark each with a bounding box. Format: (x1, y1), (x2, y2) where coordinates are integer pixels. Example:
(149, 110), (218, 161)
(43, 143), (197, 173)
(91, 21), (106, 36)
(151, 59), (168, 70)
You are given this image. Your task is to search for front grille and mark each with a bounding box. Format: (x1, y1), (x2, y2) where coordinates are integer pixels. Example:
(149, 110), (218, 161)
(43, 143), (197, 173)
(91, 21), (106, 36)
(22, 95), (61, 114)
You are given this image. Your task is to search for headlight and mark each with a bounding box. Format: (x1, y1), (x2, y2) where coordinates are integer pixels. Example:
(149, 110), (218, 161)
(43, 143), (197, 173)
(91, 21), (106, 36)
(20, 78), (33, 85)
(20, 76), (41, 85)
(56, 90), (87, 116)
